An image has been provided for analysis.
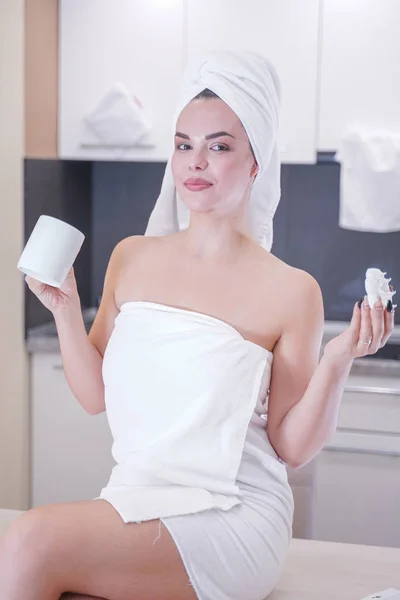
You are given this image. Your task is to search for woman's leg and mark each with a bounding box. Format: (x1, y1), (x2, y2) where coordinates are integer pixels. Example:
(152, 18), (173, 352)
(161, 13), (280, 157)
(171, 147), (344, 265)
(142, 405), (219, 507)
(0, 500), (197, 600)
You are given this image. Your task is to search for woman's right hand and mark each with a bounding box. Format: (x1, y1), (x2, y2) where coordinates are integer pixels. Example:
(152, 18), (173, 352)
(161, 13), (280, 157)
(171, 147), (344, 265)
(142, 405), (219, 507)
(25, 267), (80, 314)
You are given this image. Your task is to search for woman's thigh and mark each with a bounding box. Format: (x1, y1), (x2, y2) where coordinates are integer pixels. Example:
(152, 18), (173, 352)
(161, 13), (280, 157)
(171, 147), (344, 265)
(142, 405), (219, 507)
(60, 596), (105, 599)
(1, 499), (197, 600)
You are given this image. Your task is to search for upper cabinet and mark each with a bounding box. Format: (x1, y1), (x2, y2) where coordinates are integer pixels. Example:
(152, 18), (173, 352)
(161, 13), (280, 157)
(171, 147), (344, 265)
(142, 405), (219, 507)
(318, 0), (400, 150)
(60, 1), (400, 162)
(59, 0), (320, 163)
(59, 0), (184, 161)
(186, 0), (321, 164)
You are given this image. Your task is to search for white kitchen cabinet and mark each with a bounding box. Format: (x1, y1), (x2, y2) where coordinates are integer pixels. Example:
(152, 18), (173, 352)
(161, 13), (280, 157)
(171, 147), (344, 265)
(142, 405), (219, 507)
(314, 449), (400, 548)
(59, 0), (320, 163)
(313, 380), (400, 548)
(318, 0), (400, 150)
(30, 352), (114, 507)
(59, 0), (184, 161)
(186, 0), (321, 163)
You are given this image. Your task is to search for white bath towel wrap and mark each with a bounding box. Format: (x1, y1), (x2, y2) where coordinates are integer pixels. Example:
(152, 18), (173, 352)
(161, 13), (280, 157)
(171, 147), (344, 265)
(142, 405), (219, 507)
(145, 50), (282, 252)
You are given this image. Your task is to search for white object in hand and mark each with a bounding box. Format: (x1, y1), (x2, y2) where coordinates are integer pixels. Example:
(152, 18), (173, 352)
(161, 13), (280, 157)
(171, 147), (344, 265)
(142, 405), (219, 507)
(365, 268), (396, 307)
(17, 215), (85, 288)
(360, 589), (400, 600)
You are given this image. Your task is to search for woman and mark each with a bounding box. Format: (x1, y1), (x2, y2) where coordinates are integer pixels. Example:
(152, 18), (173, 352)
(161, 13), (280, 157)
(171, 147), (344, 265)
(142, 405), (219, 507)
(0, 51), (394, 600)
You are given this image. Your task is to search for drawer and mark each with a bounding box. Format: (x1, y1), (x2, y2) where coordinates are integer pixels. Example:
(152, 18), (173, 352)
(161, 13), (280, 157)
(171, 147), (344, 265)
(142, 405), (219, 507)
(327, 428), (400, 456)
(338, 385), (400, 435)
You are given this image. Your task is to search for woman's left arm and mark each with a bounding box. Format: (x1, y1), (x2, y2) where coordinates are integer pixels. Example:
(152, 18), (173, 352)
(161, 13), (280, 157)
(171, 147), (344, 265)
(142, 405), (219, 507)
(267, 272), (395, 469)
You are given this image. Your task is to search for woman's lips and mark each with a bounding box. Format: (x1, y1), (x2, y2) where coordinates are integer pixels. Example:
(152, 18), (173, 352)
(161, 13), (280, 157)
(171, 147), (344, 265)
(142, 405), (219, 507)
(184, 182), (213, 191)
(184, 179), (213, 192)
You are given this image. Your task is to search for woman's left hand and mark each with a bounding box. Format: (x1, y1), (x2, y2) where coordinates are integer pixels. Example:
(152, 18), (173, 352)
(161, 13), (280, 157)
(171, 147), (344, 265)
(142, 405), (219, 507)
(323, 298), (395, 361)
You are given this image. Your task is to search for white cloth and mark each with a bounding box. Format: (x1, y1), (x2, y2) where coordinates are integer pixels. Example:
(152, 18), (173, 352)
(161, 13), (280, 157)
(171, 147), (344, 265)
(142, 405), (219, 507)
(97, 301), (292, 523)
(96, 301), (293, 599)
(82, 81), (152, 147)
(336, 128), (400, 232)
(162, 485), (292, 600)
(145, 51), (281, 251)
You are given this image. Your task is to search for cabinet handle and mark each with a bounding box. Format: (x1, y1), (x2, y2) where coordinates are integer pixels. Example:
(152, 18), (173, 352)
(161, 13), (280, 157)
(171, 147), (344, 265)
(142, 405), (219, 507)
(326, 428), (400, 456)
(338, 425), (400, 437)
(53, 364), (64, 371)
(344, 385), (400, 396)
(325, 446), (400, 458)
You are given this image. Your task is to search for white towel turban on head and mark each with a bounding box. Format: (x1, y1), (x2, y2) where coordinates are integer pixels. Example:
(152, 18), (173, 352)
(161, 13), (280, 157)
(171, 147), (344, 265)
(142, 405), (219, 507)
(145, 50), (281, 251)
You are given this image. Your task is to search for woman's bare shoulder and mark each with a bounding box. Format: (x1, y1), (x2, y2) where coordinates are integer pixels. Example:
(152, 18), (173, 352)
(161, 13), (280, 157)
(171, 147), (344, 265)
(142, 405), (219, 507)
(109, 234), (164, 268)
(89, 235), (161, 356)
(264, 254), (324, 348)
(262, 251), (322, 300)
(111, 234), (151, 255)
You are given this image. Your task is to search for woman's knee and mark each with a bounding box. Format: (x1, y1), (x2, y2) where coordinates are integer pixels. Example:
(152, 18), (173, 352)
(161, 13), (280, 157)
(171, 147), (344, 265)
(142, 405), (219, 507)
(0, 507), (55, 568)
(60, 595), (106, 599)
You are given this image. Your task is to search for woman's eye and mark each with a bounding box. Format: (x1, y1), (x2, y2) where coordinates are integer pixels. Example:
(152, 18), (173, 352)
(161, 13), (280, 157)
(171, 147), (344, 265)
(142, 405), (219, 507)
(175, 143), (229, 151)
(211, 144), (229, 151)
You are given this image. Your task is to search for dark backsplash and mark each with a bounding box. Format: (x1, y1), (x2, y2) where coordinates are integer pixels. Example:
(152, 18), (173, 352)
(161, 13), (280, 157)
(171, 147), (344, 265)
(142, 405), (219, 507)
(90, 160), (400, 324)
(24, 158), (400, 357)
(91, 161), (167, 304)
(280, 163), (400, 324)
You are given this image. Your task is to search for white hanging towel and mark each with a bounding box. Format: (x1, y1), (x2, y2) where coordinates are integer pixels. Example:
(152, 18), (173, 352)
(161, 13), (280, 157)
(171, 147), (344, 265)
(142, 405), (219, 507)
(336, 128), (400, 232)
(81, 81), (153, 147)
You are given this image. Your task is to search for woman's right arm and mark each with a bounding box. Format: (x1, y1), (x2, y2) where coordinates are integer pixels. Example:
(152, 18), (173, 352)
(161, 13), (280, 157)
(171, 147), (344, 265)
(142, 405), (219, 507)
(54, 240), (126, 415)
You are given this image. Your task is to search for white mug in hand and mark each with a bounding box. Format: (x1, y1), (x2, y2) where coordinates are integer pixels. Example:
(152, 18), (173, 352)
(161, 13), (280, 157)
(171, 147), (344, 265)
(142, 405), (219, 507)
(17, 215), (85, 288)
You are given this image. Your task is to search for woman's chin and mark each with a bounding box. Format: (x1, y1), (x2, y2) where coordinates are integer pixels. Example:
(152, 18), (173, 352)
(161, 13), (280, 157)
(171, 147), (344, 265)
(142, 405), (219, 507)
(181, 195), (219, 213)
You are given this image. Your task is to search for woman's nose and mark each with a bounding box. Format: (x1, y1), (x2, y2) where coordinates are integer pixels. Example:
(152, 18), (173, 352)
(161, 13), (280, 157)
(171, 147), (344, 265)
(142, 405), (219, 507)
(189, 150), (208, 171)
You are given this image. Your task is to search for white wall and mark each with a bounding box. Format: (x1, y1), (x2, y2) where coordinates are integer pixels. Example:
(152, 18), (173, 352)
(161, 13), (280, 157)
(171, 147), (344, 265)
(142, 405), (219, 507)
(0, 0), (29, 509)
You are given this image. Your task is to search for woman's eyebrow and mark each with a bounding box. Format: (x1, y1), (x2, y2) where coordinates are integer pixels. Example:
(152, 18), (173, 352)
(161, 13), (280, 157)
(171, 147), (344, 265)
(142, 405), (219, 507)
(175, 131), (236, 140)
(206, 131), (236, 140)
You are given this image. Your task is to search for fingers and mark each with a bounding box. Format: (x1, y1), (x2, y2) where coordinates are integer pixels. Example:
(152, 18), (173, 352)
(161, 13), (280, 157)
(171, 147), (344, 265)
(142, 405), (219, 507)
(349, 294), (395, 359)
(381, 300), (395, 346)
(25, 275), (35, 290)
(357, 298), (373, 355)
(25, 275), (46, 297)
(350, 300), (362, 333)
(368, 298), (385, 353)
(348, 301), (362, 348)
(357, 296), (395, 355)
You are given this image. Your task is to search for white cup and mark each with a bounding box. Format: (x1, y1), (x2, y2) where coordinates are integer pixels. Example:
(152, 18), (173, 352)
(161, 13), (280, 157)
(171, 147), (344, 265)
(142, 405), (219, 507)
(17, 215), (85, 288)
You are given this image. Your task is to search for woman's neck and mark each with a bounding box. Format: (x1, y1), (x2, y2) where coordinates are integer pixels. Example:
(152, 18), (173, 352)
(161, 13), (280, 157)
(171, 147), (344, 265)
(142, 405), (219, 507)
(178, 215), (253, 261)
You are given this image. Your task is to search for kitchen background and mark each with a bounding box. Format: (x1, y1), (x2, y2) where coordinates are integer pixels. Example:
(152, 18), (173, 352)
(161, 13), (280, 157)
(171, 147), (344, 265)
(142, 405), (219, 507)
(2, 0), (400, 551)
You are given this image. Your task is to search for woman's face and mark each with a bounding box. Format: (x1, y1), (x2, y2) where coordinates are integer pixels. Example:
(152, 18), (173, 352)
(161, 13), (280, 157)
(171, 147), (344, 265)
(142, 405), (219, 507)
(171, 98), (258, 217)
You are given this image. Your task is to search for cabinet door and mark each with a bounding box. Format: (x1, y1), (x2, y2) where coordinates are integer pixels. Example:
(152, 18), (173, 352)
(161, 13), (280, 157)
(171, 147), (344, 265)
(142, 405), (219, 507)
(314, 449), (400, 548)
(31, 352), (115, 506)
(186, 0), (320, 163)
(339, 384), (400, 436)
(59, 0), (184, 161)
(318, 0), (400, 150)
